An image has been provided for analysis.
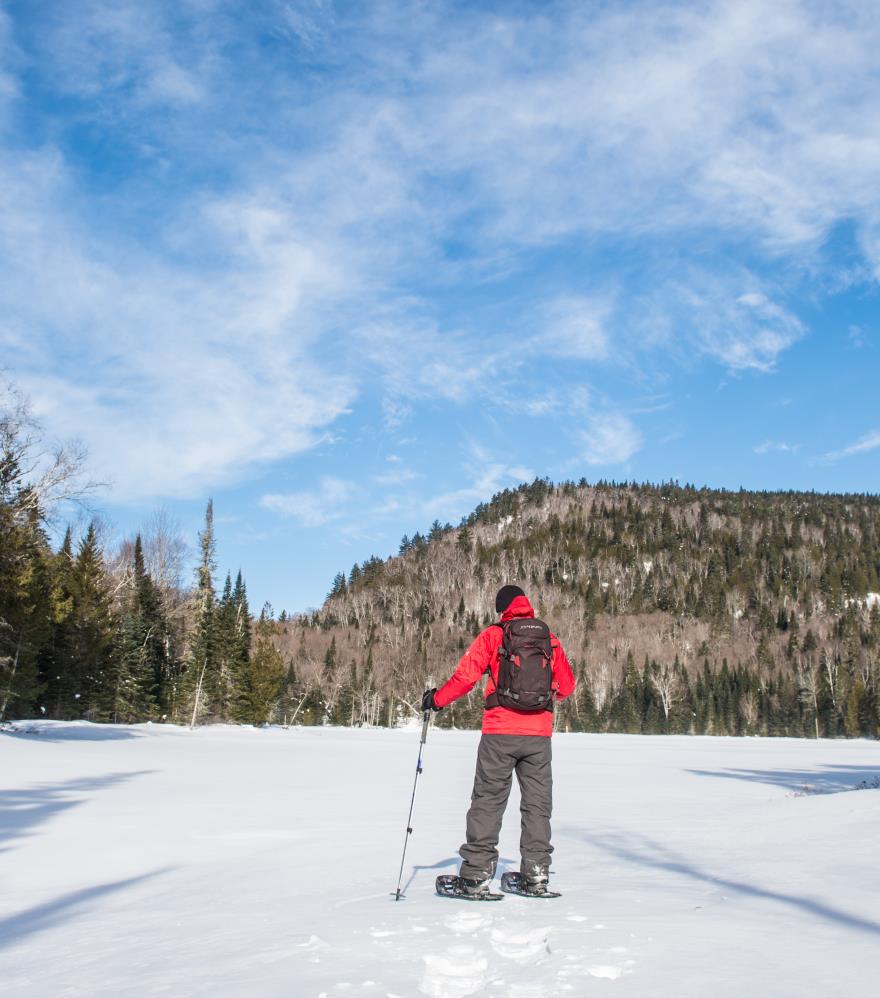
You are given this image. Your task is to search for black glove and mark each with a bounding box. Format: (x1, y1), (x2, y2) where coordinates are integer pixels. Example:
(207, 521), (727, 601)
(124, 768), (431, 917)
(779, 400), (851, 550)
(421, 688), (441, 712)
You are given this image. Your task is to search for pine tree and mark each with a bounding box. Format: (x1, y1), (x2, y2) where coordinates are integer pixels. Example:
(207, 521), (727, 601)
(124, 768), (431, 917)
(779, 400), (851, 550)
(231, 570), (251, 689)
(134, 535), (171, 714)
(43, 528), (76, 717)
(113, 602), (149, 723)
(67, 523), (115, 720)
(328, 572), (347, 600)
(222, 570), (252, 722)
(323, 636), (338, 683)
(213, 572), (236, 721)
(0, 506), (52, 721)
(111, 535), (166, 722)
(237, 607), (285, 725)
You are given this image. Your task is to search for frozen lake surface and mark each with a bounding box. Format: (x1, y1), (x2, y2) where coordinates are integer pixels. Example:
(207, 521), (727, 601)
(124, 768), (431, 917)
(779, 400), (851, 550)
(2, 721), (879, 997)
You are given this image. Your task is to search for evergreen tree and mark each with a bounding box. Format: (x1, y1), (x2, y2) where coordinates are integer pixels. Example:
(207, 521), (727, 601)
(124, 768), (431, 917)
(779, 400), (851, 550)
(43, 528), (76, 717)
(323, 636), (338, 683)
(109, 534), (169, 721)
(67, 523), (115, 720)
(222, 570), (252, 722)
(237, 607), (285, 725)
(134, 535), (172, 714)
(113, 601), (151, 723)
(231, 570), (251, 685)
(0, 506), (52, 721)
(214, 572), (236, 721)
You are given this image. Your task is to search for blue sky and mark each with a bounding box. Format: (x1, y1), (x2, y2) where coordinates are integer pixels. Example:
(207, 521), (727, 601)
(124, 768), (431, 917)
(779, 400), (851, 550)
(1, 0), (878, 613)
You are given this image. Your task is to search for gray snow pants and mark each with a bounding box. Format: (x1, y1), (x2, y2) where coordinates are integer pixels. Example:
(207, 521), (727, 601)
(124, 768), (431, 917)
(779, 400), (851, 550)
(458, 734), (553, 881)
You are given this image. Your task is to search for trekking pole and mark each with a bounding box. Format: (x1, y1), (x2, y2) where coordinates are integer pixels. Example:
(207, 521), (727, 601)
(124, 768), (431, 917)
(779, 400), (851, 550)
(393, 708), (431, 900)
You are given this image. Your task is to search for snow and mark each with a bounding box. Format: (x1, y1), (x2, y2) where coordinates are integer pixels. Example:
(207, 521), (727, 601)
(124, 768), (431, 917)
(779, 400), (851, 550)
(846, 593), (879, 610)
(2, 722), (879, 998)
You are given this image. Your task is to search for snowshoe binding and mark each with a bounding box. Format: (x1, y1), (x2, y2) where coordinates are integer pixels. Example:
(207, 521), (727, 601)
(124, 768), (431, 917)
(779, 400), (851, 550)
(500, 871), (561, 898)
(435, 875), (504, 901)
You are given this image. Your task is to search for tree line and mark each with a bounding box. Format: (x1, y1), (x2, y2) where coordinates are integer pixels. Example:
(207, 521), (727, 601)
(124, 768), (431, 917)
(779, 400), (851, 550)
(0, 380), (289, 726)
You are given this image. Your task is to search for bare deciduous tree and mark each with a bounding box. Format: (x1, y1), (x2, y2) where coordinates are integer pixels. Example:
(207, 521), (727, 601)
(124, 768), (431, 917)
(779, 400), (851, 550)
(1, 376), (101, 517)
(649, 665), (681, 722)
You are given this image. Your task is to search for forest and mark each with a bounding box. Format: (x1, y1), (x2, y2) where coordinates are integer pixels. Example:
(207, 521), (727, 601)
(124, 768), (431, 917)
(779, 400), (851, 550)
(2, 381), (879, 737)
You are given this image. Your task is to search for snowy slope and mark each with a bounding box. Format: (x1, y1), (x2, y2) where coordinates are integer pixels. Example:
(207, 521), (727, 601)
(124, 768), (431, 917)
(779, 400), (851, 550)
(1, 722), (878, 998)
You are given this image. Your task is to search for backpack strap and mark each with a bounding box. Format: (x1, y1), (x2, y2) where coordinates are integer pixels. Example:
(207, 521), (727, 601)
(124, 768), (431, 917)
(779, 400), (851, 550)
(484, 622), (506, 710)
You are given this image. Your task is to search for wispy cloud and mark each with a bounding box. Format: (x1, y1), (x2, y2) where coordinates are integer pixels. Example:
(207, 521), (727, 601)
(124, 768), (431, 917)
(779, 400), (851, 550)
(536, 296), (611, 361)
(423, 442), (534, 522)
(34, 0), (210, 109)
(259, 477), (357, 527)
(754, 440), (801, 455)
(1, 0), (879, 510)
(849, 324), (870, 349)
(675, 281), (806, 372)
(374, 468), (424, 487)
(0, 155), (356, 500)
(582, 412), (642, 466)
(825, 430), (880, 462)
(423, 466), (524, 522)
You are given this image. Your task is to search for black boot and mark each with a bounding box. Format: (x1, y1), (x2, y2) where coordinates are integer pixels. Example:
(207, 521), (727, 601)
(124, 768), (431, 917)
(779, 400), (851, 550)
(458, 876), (493, 897)
(522, 863), (551, 895)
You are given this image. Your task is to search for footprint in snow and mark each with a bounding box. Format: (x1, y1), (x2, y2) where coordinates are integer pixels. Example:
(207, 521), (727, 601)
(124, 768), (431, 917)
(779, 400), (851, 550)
(296, 934), (328, 951)
(587, 965), (624, 980)
(420, 945), (488, 998)
(507, 983), (548, 997)
(444, 910), (493, 933)
(489, 925), (551, 964)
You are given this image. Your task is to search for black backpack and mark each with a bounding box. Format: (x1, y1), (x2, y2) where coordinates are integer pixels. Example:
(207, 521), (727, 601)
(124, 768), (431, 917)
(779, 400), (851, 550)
(485, 618), (554, 713)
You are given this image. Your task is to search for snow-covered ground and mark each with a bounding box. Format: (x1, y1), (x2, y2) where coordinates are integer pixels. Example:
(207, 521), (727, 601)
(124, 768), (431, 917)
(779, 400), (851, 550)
(2, 722), (878, 998)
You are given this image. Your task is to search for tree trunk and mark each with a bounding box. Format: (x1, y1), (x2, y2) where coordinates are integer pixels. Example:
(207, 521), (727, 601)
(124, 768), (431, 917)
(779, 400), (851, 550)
(189, 657), (208, 730)
(0, 630), (24, 722)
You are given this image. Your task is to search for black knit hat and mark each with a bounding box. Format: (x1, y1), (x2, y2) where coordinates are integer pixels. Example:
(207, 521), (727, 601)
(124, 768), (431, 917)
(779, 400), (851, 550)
(495, 585), (525, 614)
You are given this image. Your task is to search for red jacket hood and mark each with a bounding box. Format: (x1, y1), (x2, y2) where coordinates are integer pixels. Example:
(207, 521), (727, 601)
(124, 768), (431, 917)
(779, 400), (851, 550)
(500, 594), (535, 622)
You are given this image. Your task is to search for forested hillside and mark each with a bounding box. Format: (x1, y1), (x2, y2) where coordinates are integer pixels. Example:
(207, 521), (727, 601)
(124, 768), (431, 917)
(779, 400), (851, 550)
(3, 380), (879, 737)
(279, 479), (880, 738)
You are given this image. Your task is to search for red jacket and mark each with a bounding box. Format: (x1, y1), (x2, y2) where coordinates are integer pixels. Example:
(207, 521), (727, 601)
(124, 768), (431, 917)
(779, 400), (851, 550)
(434, 595), (576, 736)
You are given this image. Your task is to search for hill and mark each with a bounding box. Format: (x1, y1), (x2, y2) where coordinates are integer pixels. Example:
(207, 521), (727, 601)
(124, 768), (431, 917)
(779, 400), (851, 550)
(276, 480), (880, 737)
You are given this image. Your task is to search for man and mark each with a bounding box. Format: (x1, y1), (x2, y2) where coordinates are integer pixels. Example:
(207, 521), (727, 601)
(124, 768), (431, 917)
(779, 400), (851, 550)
(422, 584), (576, 898)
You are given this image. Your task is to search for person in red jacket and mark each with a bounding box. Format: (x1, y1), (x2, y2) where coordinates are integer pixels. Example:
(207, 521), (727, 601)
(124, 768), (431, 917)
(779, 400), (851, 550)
(422, 585), (576, 897)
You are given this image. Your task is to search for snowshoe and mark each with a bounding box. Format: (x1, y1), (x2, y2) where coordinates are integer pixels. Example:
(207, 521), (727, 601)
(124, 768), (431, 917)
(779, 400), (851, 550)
(435, 875), (504, 901)
(500, 871), (561, 898)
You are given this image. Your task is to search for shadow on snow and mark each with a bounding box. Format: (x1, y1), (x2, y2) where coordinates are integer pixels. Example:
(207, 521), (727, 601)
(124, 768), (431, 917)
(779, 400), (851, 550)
(0, 771), (155, 854)
(1, 721), (143, 742)
(0, 869), (171, 950)
(567, 827), (880, 937)
(685, 764), (880, 795)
